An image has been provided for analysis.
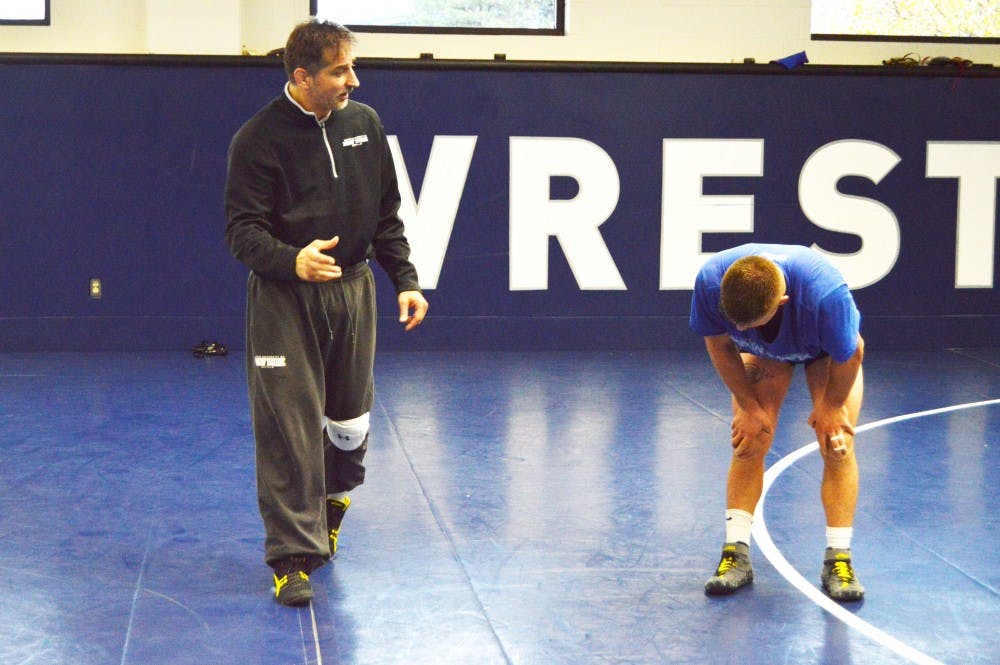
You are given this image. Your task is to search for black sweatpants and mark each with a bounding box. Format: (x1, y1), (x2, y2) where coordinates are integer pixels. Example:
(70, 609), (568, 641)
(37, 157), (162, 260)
(245, 262), (376, 566)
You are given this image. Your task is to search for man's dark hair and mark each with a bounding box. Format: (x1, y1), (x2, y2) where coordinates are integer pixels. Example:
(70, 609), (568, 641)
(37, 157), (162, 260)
(283, 19), (356, 80)
(720, 255), (783, 326)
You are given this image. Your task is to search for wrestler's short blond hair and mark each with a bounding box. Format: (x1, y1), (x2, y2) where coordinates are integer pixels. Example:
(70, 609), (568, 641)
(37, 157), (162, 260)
(720, 255), (783, 326)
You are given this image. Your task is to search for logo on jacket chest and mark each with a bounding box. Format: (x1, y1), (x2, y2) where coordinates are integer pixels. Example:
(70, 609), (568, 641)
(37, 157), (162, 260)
(342, 134), (369, 147)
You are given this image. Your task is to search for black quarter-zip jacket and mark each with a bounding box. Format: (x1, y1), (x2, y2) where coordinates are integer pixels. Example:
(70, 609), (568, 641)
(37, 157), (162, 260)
(225, 90), (420, 293)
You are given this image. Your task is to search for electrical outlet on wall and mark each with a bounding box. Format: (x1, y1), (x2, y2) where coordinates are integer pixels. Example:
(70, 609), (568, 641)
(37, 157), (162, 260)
(89, 278), (102, 299)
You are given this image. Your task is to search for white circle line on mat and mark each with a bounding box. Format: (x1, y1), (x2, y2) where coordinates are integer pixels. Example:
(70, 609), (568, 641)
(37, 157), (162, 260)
(751, 398), (1000, 665)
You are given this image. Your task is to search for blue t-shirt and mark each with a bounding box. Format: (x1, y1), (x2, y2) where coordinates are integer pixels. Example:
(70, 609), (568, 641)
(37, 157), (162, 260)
(689, 244), (861, 363)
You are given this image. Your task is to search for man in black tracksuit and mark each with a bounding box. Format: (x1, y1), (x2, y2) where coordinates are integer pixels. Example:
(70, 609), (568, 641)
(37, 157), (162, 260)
(224, 20), (428, 607)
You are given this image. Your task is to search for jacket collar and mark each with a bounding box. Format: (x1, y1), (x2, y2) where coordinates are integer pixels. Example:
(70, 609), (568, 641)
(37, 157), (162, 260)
(282, 82), (333, 123)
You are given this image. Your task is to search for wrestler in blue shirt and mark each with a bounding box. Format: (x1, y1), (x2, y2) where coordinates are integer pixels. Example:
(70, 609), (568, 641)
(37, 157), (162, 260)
(689, 243), (867, 602)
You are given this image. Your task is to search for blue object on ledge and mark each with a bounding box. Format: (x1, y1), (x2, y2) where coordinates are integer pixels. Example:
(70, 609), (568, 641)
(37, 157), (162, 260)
(773, 51), (809, 69)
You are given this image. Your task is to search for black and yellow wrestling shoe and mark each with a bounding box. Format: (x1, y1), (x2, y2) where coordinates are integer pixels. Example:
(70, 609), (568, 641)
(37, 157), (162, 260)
(704, 542), (753, 595)
(821, 548), (865, 602)
(272, 554), (313, 607)
(327, 495), (351, 557)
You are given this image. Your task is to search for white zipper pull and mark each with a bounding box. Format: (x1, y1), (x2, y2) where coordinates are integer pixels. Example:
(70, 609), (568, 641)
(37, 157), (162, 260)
(318, 120), (338, 179)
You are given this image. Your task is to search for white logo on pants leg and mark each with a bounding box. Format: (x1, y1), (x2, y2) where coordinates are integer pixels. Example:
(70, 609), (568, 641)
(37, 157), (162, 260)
(254, 355), (287, 368)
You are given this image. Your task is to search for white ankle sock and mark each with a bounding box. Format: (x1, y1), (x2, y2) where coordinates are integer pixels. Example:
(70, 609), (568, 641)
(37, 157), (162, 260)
(725, 509), (754, 545)
(826, 526), (853, 550)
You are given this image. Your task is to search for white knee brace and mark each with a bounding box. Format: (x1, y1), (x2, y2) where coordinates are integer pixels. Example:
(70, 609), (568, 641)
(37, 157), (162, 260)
(325, 412), (370, 451)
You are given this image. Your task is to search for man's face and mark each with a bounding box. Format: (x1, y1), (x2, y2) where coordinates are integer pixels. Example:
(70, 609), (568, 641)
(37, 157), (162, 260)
(302, 46), (359, 115)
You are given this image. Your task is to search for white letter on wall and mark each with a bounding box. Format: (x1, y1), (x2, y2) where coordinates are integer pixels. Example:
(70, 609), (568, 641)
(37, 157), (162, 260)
(659, 139), (763, 290)
(509, 137), (625, 290)
(926, 141), (1000, 288)
(389, 135), (478, 289)
(799, 140), (901, 289)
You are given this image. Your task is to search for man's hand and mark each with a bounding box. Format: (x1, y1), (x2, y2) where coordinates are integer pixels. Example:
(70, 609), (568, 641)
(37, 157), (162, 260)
(731, 403), (773, 457)
(296, 237), (342, 282)
(809, 404), (854, 457)
(398, 290), (428, 331)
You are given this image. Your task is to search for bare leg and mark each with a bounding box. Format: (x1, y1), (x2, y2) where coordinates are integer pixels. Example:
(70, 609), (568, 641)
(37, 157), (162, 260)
(805, 361), (864, 527)
(706, 355), (794, 595)
(726, 356), (794, 513)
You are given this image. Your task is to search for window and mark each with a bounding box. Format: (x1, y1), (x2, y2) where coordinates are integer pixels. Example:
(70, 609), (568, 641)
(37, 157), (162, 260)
(0, 0), (49, 25)
(811, 0), (999, 43)
(310, 0), (565, 35)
